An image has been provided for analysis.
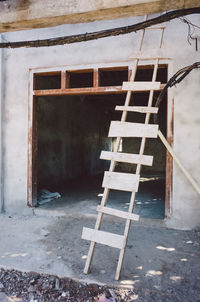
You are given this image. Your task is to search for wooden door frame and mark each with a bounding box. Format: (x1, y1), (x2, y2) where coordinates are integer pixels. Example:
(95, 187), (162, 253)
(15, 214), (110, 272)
(27, 59), (173, 218)
(165, 61), (174, 218)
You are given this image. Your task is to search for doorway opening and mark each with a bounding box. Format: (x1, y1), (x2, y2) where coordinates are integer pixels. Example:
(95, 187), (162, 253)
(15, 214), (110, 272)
(29, 64), (170, 219)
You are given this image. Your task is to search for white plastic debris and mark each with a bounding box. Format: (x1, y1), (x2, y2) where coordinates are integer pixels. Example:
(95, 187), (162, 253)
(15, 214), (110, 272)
(40, 229), (50, 237)
(38, 189), (61, 205)
(61, 292), (69, 298)
(97, 294), (116, 302)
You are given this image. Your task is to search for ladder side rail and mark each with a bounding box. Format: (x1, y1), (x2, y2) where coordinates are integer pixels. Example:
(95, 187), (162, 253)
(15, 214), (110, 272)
(136, 19), (164, 173)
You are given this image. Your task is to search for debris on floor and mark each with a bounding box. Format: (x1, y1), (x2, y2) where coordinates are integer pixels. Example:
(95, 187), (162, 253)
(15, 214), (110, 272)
(1, 266), (199, 302)
(40, 229), (50, 237)
(0, 268), (135, 302)
(38, 189), (61, 206)
(97, 292), (116, 302)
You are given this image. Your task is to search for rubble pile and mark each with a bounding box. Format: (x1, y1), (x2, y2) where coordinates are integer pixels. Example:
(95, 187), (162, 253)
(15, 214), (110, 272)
(0, 268), (139, 302)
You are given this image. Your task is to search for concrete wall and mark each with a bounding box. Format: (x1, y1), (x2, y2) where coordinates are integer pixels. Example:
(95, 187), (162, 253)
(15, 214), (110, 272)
(1, 14), (200, 228)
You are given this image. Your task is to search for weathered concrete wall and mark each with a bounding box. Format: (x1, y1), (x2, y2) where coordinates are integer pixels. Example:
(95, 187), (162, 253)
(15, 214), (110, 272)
(1, 14), (200, 228)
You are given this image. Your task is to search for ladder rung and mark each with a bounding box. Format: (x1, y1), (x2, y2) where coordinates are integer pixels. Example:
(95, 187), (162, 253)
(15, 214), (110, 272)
(97, 205), (140, 221)
(100, 151), (153, 166)
(82, 227), (124, 249)
(115, 106), (158, 114)
(102, 171), (140, 192)
(108, 121), (158, 138)
(129, 49), (169, 60)
(122, 81), (161, 91)
(146, 25), (166, 30)
(129, 55), (167, 60)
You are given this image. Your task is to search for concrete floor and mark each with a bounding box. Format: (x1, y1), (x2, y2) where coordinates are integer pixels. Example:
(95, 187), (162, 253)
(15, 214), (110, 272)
(36, 174), (165, 219)
(0, 214), (199, 294)
(3, 173), (194, 293)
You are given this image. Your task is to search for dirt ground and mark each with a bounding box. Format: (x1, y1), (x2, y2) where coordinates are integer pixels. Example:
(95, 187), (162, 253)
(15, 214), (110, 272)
(0, 214), (200, 301)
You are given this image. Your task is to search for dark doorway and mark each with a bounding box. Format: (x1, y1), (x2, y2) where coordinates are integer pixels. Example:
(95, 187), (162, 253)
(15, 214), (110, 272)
(30, 64), (169, 219)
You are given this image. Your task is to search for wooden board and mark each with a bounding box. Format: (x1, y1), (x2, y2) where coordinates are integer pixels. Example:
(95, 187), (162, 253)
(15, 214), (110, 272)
(108, 121), (158, 138)
(100, 151), (153, 166)
(122, 81), (161, 91)
(82, 227), (124, 249)
(102, 171), (140, 192)
(115, 105), (158, 114)
(97, 205), (140, 221)
(0, 1), (193, 33)
(146, 25), (166, 29)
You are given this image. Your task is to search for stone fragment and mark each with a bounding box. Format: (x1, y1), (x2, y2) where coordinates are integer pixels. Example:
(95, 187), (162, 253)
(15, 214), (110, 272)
(40, 229), (50, 237)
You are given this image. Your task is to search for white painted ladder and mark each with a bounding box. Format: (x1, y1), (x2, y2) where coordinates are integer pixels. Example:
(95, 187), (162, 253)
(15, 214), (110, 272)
(82, 16), (166, 280)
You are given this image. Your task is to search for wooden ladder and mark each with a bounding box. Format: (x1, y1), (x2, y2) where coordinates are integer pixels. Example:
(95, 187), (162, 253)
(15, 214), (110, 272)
(82, 16), (166, 280)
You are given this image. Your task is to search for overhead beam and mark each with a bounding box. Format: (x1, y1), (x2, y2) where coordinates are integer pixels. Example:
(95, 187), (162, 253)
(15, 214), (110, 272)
(0, 0), (200, 33)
